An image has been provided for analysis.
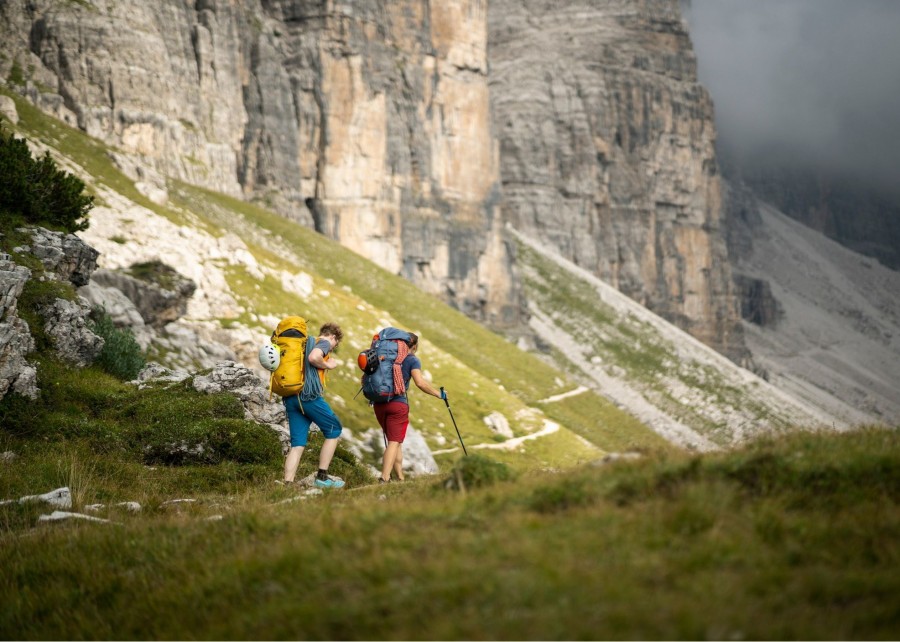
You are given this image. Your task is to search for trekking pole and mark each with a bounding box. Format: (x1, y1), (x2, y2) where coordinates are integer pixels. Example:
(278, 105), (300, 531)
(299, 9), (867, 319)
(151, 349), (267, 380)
(440, 387), (468, 456)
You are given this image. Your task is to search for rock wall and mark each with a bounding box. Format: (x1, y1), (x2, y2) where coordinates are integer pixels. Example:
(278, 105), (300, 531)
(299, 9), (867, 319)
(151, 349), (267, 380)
(1, 0), (748, 357)
(0, 228), (105, 401)
(0, 0), (521, 328)
(488, 0), (746, 360)
(0, 255), (37, 400)
(733, 163), (900, 273)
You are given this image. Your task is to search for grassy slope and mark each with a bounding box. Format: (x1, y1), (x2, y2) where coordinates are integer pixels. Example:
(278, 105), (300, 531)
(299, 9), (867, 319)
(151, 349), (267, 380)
(1, 426), (898, 639)
(169, 180), (669, 459)
(4, 84), (668, 467)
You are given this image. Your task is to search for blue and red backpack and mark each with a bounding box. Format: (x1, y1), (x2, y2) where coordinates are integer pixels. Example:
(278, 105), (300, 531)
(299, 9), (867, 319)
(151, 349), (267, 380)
(357, 327), (412, 403)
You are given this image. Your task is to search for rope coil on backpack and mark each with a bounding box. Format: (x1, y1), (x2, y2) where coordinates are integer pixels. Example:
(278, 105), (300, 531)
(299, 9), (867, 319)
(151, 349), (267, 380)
(392, 340), (409, 397)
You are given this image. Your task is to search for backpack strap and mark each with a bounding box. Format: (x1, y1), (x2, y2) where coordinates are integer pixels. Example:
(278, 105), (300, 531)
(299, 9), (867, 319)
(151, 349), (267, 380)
(268, 330), (276, 401)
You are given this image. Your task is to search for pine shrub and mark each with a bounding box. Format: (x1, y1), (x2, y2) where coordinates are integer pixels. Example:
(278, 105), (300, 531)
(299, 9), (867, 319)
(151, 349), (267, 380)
(0, 126), (92, 233)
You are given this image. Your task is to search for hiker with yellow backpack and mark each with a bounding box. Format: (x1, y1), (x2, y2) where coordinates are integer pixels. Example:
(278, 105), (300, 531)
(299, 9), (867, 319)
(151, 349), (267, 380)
(261, 317), (346, 489)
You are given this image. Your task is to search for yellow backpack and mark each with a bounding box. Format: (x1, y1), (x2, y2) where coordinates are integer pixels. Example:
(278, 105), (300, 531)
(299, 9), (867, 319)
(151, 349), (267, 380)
(269, 316), (327, 398)
(270, 316), (309, 398)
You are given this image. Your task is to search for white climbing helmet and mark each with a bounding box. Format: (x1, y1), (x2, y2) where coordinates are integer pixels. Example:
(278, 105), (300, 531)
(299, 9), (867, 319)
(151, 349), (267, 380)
(258, 343), (280, 372)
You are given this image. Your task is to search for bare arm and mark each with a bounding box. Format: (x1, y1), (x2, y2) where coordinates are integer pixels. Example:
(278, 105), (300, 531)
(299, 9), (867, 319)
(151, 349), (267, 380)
(309, 348), (337, 370)
(411, 368), (442, 398)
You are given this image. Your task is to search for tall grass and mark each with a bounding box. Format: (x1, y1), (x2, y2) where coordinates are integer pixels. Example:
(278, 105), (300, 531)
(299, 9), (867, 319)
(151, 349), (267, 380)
(58, 453), (97, 509)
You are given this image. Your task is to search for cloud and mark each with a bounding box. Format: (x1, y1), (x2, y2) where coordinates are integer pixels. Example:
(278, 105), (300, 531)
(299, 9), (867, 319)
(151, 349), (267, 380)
(683, 0), (900, 189)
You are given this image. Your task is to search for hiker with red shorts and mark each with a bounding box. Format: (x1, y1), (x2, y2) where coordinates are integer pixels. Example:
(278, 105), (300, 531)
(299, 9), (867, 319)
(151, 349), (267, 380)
(372, 332), (445, 483)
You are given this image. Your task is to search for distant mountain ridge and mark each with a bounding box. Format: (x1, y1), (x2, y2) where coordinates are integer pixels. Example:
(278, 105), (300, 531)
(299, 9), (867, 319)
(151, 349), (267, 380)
(725, 182), (900, 426)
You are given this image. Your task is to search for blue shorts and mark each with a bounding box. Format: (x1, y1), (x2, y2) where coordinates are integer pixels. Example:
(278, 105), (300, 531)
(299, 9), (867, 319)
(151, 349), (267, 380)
(283, 395), (343, 447)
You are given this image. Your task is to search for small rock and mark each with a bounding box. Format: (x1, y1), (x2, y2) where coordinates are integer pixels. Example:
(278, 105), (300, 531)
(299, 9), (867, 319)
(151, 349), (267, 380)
(38, 510), (113, 524)
(0, 486), (72, 509)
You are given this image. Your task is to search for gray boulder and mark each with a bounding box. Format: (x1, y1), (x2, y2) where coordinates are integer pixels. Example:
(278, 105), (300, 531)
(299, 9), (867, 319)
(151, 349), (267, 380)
(91, 263), (196, 329)
(190, 361), (288, 449)
(0, 486), (72, 509)
(1, 229), (105, 400)
(0, 255), (37, 400)
(152, 321), (235, 372)
(132, 362), (190, 387)
(0, 95), (18, 124)
(80, 273), (234, 370)
(342, 425), (439, 478)
(78, 280), (153, 349)
(24, 227), (98, 286)
(39, 297), (104, 367)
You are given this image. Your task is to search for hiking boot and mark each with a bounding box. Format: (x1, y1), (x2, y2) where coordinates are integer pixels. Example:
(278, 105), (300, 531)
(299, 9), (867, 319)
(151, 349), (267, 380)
(314, 477), (345, 489)
(378, 478), (390, 484)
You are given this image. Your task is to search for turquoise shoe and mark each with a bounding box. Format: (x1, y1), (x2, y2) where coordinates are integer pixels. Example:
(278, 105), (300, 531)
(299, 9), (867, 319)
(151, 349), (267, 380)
(314, 477), (345, 489)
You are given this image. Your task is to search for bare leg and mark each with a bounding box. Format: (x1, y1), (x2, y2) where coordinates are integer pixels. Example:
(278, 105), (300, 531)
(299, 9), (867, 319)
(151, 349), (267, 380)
(393, 443), (405, 481)
(318, 437), (339, 472)
(381, 441), (401, 482)
(284, 446), (304, 482)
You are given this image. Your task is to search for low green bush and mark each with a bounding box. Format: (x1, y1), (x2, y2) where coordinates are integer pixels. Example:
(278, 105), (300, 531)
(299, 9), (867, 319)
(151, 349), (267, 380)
(0, 388), (41, 438)
(114, 385), (281, 466)
(444, 454), (516, 491)
(136, 417), (281, 466)
(88, 307), (145, 380)
(0, 359), (284, 468)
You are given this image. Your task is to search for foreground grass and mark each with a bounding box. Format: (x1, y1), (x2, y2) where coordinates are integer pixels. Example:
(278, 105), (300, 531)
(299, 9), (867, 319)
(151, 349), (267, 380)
(1, 426), (898, 639)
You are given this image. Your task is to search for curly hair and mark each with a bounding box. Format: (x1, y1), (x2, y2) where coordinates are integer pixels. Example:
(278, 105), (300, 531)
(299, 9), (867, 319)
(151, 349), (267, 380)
(319, 322), (344, 344)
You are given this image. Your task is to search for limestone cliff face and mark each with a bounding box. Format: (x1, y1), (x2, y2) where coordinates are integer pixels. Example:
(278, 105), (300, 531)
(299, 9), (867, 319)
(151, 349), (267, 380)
(0, 0), (521, 327)
(488, 0), (746, 360)
(1, 0), (745, 357)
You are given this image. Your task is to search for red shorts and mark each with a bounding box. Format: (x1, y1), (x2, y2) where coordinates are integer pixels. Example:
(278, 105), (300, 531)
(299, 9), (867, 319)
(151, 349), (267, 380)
(373, 401), (409, 443)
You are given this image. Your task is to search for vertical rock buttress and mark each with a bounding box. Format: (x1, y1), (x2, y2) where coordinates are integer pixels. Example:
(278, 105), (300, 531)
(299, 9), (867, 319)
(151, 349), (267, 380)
(1, 0), (522, 328)
(2, 0), (746, 349)
(263, 0), (522, 327)
(488, 0), (747, 360)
